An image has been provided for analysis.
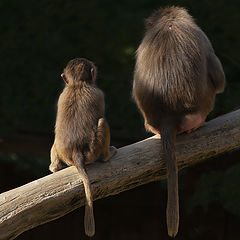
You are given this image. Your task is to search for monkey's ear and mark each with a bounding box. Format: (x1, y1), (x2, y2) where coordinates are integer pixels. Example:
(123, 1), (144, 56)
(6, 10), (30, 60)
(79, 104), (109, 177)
(90, 68), (95, 83)
(61, 73), (69, 84)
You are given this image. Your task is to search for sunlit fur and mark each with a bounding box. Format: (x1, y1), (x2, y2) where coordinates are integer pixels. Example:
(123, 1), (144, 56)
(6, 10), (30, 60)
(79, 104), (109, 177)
(133, 6), (225, 237)
(50, 58), (117, 237)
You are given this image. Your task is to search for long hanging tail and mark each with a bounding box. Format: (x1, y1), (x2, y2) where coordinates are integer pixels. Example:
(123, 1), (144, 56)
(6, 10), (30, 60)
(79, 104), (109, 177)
(73, 151), (95, 237)
(160, 123), (179, 237)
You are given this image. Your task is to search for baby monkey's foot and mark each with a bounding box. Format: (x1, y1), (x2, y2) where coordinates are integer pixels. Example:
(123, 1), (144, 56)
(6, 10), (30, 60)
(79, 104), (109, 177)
(49, 162), (63, 173)
(101, 146), (117, 162)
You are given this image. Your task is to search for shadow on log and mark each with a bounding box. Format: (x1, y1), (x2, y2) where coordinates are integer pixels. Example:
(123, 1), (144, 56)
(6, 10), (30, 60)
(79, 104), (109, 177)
(0, 109), (240, 240)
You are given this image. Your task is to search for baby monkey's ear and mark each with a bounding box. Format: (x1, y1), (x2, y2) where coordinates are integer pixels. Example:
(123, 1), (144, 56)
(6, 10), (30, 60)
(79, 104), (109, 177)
(61, 73), (68, 84)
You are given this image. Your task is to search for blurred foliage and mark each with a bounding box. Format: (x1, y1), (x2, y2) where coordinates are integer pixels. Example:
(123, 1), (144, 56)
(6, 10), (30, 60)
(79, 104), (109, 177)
(0, 152), (49, 177)
(186, 164), (240, 216)
(0, 0), (239, 140)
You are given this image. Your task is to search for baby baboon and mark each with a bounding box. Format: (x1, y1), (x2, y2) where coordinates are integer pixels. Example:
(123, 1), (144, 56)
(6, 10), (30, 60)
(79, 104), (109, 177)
(50, 58), (117, 237)
(133, 6), (225, 237)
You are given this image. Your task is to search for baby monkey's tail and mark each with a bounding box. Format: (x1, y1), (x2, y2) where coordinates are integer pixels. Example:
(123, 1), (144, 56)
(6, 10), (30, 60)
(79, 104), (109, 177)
(73, 151), (95, 237)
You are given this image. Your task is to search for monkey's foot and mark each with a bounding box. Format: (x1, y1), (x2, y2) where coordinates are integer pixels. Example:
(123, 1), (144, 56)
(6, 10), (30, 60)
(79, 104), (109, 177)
(102, 146), (117, 162)
(49, 162), (63, 173)
(110, 146), (117, 156)
(185, 122), (205, 134)
(178, 113), (205, 134)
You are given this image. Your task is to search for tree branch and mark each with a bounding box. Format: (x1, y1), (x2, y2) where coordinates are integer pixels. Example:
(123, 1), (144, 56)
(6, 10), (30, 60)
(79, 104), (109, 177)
(0, 109), (240, 240)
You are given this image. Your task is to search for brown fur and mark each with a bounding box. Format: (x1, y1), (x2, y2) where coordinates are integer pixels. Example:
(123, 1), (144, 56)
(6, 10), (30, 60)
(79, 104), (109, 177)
(50, 58), (117, 237)
(133, 6), (225, 237)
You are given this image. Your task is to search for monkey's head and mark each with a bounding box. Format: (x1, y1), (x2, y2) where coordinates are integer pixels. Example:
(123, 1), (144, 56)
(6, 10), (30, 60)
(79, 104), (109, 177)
(61, 58), (97, 85)
(145, 6), (191, 30)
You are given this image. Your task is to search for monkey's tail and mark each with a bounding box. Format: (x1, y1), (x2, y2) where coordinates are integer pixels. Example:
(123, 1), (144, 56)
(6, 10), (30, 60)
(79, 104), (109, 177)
(160, 122), (179, 237)
(73, 152), (95, 237)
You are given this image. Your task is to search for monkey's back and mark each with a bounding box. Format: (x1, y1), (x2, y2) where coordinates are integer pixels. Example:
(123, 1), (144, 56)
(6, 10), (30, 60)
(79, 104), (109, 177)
(133, 6), (216, 125)
(55, 84), (105, 156)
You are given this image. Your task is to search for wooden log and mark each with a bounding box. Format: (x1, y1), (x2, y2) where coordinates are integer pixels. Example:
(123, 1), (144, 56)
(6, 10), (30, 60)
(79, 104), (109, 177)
(0, 109), (240, 240)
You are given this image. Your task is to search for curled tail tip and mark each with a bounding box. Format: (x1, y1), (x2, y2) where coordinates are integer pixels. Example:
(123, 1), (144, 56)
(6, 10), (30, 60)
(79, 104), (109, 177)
(167, 211), (179, 238)
(168, 229), (178, 238)
(84, 205), (95, 237)
(85, 218), (95, 237)
(167, 220), (179, 238)
(85, 228), (95, 238)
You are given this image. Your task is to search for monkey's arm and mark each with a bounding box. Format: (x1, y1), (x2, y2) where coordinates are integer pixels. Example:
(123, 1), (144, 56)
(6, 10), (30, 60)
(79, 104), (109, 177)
(207, 52), (226, 93)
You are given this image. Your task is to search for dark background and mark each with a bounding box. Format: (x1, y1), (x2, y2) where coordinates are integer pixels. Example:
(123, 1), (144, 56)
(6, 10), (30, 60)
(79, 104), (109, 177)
(0, 0), (240, 239)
